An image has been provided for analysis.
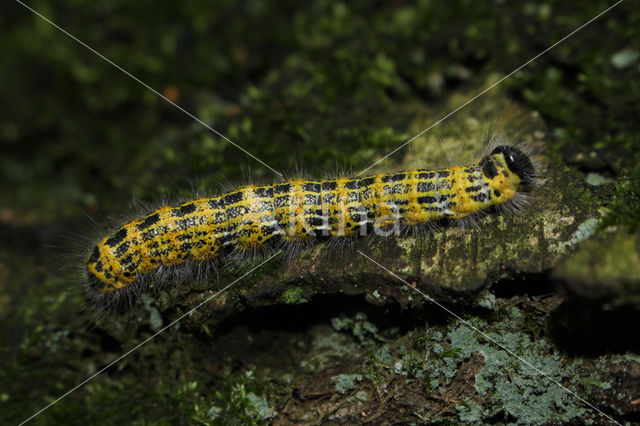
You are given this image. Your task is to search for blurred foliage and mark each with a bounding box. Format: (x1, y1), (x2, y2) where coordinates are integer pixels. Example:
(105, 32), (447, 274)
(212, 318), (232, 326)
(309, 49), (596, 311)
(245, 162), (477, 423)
(2, 0), (638, 222)
(599, 165), (640, 232)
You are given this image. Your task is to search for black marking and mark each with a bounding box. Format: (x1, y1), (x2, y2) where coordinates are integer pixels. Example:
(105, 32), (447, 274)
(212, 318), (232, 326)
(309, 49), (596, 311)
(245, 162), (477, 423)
(120, 253), (134, 267)
(417, 196), (437, 204)
(105, 228), (127, 248)
(179, 241), (194, 252)
(114, 241), (130, 258)
(177, 232), (193, 241)
(347, 191), (359, 202)
(417, 171), (435, 180)
(470, 193), (488, 203)
(136, 213), (160, 231)
(345, 180), (359, 190)
(358, 177), (376, 187)
(223, 191), (243, 204)
(465, 185), (482, 193)
(390, 184), (409, 195)
(359, 187), (373, 200)
(173, 203), (196, 217)
(208, 198), (225, 209)
(274, 183), (291, 194)
(88, 246), (100, 263)
(254, 186), (273, 198)
(141, 227), (160, 242)
(213, 211), (227, 224)
(175, 217), (197, 230)
(322, 181), (338, 191)
(438, 180), (453, 190)
(87, 272), (107, 291)
(302, 182), (321, 193)
(382, 173), (407, 183)
(436, 170), (450, 178)
(480, 156), (499, 179)
(305, 194), (321, 205)
(494, 189), (501, 197)
(416, 182), (436, 192)
(275, 195), (291, 208)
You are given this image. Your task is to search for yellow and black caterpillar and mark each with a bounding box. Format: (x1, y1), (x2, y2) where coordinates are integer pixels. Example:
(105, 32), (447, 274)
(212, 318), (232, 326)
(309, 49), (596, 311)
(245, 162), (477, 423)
(87, 145), (536, 303)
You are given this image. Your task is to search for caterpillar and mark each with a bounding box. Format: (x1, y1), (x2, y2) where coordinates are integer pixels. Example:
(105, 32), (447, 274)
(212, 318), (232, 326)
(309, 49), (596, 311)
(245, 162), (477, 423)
(86, 144), (537, 305)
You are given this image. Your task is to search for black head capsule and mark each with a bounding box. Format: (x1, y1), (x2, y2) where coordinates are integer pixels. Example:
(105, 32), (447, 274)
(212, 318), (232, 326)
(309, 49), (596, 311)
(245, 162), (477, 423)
(490, 145), (535, 187)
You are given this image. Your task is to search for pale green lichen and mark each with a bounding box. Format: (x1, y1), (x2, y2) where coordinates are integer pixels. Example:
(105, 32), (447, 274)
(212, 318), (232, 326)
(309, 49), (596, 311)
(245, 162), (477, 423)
(456, 398), (486, 424)
(140, 293), (163, 330)
(245, 392), (276, 420)
(374, 344), (393, 364)
(332, 374), (364, 394)
(568, 218), (600, 246)
(585, 172), (612, 186)
(331, 312), (380, 345)
(352, 390), (369, 402)
(476, 290), (496, 310)
(610, 48), (640, 69)
(445, 312), (589, 424)
(208, 406), (223, 420)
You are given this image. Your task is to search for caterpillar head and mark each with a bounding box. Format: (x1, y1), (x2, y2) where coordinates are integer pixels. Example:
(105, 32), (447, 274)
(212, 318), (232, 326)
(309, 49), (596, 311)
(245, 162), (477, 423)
(480, 145), (536, 191)
(490, 145), (536, 188)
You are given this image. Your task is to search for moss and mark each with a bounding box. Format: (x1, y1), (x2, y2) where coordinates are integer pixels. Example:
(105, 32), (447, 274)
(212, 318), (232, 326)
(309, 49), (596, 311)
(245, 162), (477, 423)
(599, 169), (640, 233)
(281, 287), (305, 304)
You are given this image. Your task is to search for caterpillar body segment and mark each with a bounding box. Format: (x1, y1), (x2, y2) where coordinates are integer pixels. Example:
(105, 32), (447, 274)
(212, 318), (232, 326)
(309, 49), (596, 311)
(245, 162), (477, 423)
(86, 145), (535, 300)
